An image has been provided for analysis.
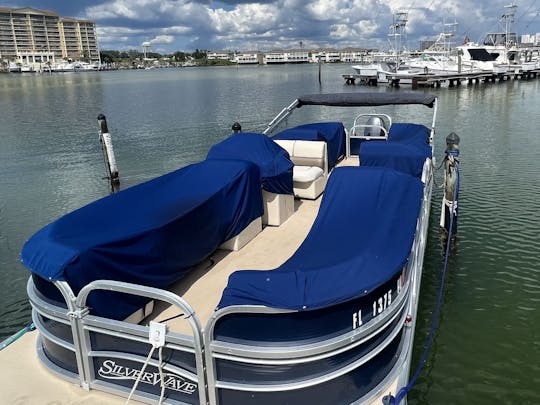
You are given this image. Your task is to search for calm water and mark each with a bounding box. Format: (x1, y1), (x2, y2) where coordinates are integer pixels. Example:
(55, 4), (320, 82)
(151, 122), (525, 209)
(1, 65), (539, 404)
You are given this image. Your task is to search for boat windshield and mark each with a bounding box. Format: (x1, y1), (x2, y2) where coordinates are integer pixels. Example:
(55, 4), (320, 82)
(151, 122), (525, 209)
(483, 32), (517, 46)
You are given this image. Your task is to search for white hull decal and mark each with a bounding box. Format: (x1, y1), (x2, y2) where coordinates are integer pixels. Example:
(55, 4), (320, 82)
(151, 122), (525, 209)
(98, 360), (197, 394)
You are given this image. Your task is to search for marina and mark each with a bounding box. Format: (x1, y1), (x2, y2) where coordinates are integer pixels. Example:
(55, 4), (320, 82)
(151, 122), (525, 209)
(342, 68), (540, 87)
(1, 65), (540, 404)
(344, 5), (540, 90)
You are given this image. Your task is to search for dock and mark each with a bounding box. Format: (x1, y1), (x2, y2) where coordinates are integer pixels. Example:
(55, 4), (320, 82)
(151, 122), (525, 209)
(343, 68), (540, 88)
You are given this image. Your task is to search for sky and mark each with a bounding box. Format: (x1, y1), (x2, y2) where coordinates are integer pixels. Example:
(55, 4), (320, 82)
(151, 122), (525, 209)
(4, 1), (540, 53)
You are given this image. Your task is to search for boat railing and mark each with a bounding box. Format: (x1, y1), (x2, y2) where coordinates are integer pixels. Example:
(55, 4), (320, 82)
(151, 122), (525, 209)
(206, 280), (410, 358)
(352, 113), (393, 132)
(347, 113), (392, 157)
(203, 288), (411, 404)
(28, 277), (208, 404)
(263, 99), (300, 135)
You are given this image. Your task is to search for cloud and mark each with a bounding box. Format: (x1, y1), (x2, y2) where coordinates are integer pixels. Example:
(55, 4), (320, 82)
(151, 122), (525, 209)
(78, 0), (540, 52)
(97, 25), (149, 47)
(150, 35), (175, 44)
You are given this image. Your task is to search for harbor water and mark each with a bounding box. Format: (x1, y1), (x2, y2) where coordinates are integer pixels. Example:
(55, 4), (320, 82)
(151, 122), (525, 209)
(1, 65), (539, 404)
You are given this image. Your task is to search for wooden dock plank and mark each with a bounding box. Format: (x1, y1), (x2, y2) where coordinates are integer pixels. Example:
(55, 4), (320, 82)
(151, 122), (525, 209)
(343, 68), (540, 87)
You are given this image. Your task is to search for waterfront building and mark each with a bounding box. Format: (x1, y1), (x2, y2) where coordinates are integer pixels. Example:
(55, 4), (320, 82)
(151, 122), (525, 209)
(264, 49), (309, 64)
(234, 51), (261, 64)
(312, 48), (341, 63)
(0, 7), (99, 66)
(206, 51), (233, 61)
(340, 47), (369, 63)
(264, 50), (286, 64)
(283, 49), (309, 63)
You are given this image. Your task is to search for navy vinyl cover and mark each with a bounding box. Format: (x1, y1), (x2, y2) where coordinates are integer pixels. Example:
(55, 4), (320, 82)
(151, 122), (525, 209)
(273, 122), (346, 167)
(218, 166), (424, 311)
(21, 159), (263, 319)
(207, 133), (293, 195)
(360, 123), (432, 178)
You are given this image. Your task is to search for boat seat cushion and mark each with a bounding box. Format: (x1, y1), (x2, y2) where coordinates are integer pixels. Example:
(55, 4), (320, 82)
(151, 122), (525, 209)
(274, 140), (327, 172)
(273, 122), (346, 167)
(273, 139), (328, 199)
(293, 166), (324, 183)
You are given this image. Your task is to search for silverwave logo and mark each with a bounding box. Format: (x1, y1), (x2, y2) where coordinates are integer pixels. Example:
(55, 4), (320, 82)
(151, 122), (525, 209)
(97, 359), (197, 395)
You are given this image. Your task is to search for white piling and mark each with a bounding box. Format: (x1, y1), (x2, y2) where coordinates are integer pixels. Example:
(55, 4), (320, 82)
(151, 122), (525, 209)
(97, 114), (120, 191)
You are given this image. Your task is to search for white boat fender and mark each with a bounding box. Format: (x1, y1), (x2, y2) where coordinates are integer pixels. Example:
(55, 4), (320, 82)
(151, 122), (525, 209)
(440, 132), (460, 237)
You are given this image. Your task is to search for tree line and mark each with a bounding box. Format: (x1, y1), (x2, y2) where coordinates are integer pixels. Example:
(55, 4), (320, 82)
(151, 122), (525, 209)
(99, 49), (214, 65)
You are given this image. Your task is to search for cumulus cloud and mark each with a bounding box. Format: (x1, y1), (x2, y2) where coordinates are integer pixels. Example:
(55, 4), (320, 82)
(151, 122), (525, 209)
(97, 25), (149, 48)
(79, 0), (540, 52)
(150, 35), (175, 44)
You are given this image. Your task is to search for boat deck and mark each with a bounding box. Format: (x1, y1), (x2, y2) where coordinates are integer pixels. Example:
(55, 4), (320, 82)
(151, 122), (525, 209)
(153, 196), (321, 334)
(0, 157), (359, 404)
(0, 331), (125, 404)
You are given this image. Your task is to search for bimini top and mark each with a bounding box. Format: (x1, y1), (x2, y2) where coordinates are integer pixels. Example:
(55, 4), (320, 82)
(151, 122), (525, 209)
(218, 166), (424, 311)
(297, 92), (436, 108)
(207, 133), (293, 195)
(21, 159), (263, 319)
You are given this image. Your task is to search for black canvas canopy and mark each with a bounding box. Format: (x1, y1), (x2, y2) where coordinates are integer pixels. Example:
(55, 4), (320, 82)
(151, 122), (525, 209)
(297, 92), (436, 108)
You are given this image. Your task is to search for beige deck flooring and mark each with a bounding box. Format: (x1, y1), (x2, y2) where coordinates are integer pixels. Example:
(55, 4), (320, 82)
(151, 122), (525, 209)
(0, 331), (126, 404)
(151, 196), (322, 335)
(155, 156), (358, 334)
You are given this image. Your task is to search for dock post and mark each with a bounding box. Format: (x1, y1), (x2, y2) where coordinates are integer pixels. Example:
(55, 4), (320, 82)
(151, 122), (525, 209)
(318, 54), (322, 85)
(97, 114), (120, 192)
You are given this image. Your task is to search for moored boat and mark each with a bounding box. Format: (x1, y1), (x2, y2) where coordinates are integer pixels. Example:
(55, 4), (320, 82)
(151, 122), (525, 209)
(1, 92), (438, 405)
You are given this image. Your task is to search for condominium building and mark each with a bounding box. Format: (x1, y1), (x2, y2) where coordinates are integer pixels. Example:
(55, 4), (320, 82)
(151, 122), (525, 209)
(0, 7), (99, 64)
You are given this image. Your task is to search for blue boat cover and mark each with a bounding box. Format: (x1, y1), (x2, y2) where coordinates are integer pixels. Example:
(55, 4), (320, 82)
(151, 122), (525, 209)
(360, 123), (432, 178)
(207, 133), (293, 195)
(22, 159), (263, 319)
(273, 122), (346, 168)
(218, 166), (423, 310)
